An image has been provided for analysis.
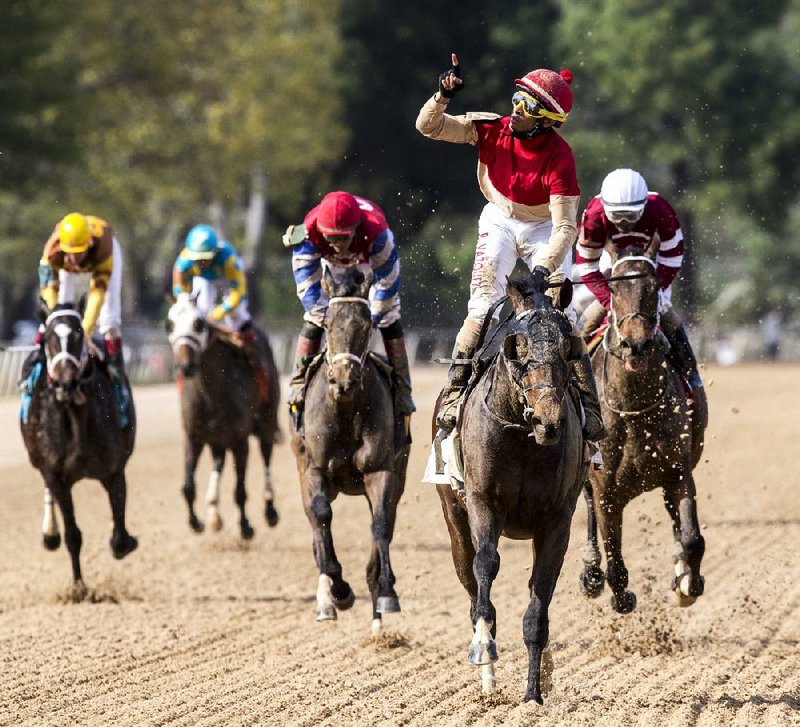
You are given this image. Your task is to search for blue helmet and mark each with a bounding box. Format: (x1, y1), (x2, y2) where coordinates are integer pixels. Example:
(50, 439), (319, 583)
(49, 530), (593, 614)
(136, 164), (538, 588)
(184, 224), (219, 260)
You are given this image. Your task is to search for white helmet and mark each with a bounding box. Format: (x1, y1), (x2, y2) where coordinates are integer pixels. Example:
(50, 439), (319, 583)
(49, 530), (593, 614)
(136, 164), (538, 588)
(600, 169), (648, 220)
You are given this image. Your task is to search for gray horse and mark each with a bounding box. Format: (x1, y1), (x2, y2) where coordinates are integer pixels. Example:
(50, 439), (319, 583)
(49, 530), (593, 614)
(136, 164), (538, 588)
(579, 240), (708, 612)
(166, 295), (280, 538)
(435, 276), (585, 703)
(291, 267), (409, 634)
(20, 302), (138, 592)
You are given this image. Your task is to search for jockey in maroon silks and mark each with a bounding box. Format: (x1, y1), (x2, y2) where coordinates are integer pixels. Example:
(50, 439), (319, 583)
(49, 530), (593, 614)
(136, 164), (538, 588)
(415, 53), (605, 440)
(576, 168), (703, 390)
(284, 190), (414, 428)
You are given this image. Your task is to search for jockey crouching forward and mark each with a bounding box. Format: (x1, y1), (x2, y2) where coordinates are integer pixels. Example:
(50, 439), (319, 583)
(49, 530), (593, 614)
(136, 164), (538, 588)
(576, 168), (703, 390)
(172, 224), (271, 402)
(284, 190), (415, 426)
(415, 53), (605, 441)
(23, 212), (127, 389)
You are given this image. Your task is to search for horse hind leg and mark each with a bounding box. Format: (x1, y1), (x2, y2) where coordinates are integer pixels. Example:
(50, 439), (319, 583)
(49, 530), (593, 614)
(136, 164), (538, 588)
(103, 471), (138, 560)
(205, 445), (225, 532)
(258, 426), (279, 527)
(42, 487), (61, 551)
(364, 471), (401, 617)
(597, 495), (637, 614)
(183, 438), (204, 533)
(231, 441), (254, 540)
(51, 482), (83, 586)
(579, 480), (605, 598)
(663, 480), (706, 606)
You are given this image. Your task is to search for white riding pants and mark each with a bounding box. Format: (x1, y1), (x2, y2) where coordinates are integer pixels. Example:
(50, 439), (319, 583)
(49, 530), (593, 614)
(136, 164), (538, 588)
(191, 277), (251, 330)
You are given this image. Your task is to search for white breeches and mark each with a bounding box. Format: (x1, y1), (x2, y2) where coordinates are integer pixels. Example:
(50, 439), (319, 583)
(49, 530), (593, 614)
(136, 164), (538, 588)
(58, 236), (123, 337)
(466, 203), (573, 324)
(191, 277), (251, 329)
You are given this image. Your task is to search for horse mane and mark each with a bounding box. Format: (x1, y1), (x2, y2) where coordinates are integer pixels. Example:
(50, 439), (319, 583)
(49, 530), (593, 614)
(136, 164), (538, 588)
(332, 267), (368, 298)
(507, 275), (538, 300)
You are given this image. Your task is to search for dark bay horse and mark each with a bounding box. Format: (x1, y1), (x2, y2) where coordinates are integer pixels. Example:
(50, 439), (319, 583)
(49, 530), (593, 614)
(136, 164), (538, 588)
(290, 267), (409, 634)
(435, 276), (585, 703)
(166, 295), (281, 538)
(20, 303), (138, 590)
(579, 241), (709, 613)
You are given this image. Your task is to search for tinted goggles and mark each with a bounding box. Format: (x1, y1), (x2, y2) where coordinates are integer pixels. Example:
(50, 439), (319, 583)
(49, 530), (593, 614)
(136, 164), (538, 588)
(511, 91), (568, 123)
(604, 208), (643, 226)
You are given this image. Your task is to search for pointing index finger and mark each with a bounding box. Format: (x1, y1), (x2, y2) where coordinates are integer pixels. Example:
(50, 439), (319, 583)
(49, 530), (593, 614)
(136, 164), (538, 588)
(451, 53), (461, 78)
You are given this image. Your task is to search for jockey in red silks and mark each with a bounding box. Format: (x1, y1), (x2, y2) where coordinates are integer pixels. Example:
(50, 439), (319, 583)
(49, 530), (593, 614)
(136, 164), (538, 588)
(576, 168), (703, 390)
(415, 53), (605, 440)
(284, 191), (415, 426)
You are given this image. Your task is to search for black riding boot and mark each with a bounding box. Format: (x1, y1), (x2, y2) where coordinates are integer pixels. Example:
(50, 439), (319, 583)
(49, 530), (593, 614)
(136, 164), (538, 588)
(288, 329), (323, 432)
(665, 323), (703, 390)
(571, 353), (607, 441)
(436, 347), (474, 433)
(382, 331), (416, 416)
(18, 347), (45, 392)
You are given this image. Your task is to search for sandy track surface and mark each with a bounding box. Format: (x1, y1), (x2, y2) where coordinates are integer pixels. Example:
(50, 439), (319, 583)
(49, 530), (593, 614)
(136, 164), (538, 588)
(1, 364), (798, 726)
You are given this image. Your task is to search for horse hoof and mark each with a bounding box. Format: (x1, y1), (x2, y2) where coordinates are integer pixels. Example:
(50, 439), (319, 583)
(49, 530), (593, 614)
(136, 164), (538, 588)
(189, 516), (204, 534)
(610, 590), (637, 614)
(523, 688), (544, 705)
(331, 585), (356, 611)
(674, 590), (697, 607)
(43, 533), (61, 551)
(111, 535), (138, 560)
(207, 512), (223, 532)
(240, 523), (255, 540)
(468, 640), (498, 666)
(481, 664), (496, 695)
(316, 605), (337, 622)
(376, 596), (401, 614)
(371, 618), (383, 635)
(579, 568), (605, 598)
(265, 503), (279, 527)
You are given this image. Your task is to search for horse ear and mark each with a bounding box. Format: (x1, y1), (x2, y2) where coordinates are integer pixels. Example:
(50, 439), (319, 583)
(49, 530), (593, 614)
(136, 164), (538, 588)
(38, 297), (51, 323)
(646, 231), (661, 259)
(555, 279), (574, 311)
(165, 292), (177, 305)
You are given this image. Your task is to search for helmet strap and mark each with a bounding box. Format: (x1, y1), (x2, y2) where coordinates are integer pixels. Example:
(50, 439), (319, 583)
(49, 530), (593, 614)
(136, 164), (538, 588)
(513, 120), (551, 139)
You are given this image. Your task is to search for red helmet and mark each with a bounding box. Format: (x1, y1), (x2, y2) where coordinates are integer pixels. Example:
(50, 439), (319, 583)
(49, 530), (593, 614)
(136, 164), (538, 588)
(317, 191), (362, 235)
(513, 68), (574, 124)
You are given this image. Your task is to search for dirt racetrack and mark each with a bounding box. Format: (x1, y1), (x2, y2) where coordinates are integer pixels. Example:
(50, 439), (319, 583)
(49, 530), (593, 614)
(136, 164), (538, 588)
(1, 363), (798, 726)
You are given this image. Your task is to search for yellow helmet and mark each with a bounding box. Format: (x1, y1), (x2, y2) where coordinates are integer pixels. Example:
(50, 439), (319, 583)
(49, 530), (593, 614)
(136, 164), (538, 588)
(59, 213), (91, 253)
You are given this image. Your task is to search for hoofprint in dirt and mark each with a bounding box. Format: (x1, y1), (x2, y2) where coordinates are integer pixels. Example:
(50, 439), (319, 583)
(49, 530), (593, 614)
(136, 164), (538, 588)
(0, 365), (797, 726)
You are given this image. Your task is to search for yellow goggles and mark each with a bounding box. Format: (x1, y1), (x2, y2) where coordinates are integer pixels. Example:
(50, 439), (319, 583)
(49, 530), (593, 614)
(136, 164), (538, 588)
(511, 91), (568, 124)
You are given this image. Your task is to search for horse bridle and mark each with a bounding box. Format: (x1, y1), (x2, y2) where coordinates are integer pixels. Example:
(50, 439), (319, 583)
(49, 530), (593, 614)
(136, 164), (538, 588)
(45, 309), (89, 380)
(604, 255), (659, 357)
(325, 296), (371, 379)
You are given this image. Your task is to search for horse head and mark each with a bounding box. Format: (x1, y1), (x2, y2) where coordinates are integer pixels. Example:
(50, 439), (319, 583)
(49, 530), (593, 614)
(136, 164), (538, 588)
(607, 237), (660, 373)
(40, 301), (89, 404)
(503, 274), (573, 446)
(166, 293), (209, 377)
(321, 266), (373, 401)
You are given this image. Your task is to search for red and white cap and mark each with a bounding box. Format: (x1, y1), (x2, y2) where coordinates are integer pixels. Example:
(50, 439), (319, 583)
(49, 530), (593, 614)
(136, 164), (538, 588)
(317, 191), (362, 235)
(514, 68), (574, 120)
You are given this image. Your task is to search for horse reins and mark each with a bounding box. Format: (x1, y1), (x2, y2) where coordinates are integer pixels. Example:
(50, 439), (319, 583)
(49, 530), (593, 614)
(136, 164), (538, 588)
(45, 309), (89, 379)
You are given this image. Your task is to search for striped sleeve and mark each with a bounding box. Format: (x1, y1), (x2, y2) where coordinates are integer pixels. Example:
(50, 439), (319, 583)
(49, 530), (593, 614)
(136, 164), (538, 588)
(368, 229), (401, 327)
(575, 202), (612, 309)
(655, 227), (684, 290)
(292, 240), (326, 316)
(172, 252), (195, 297)
(219, 250), (247, 315)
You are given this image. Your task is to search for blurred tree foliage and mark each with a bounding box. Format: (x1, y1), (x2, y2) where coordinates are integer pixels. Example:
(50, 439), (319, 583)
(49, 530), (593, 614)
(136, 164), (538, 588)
(1, 0), (799, 337)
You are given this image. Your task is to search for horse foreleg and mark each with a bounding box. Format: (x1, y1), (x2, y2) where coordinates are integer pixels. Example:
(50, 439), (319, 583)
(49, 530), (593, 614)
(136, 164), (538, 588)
(579, 480), (605, 598)
(183, 437), (204, 533)
(231, 440), (253, 540)
(102, 471), (138, 560)
(437, 484), (478, 616)
(596, 492), (637, 614)
(522, 514), (571, 704)
(466, 492), (503, 671)
(663, 476), (705, 606)
(205, 445), (225, 532)
(364, 470), (401, 618)
(51, 482), (83, 585)
(42, 486), (61, 551)
(301, 468), (352, 621)
(258, 427), (279, 527)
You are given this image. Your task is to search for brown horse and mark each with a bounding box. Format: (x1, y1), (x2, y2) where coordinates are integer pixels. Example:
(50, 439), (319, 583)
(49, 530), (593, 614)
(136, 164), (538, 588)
(166, 295), (281, 538)
(579, 241), (709, 613)
(291, 267), (409, 633)
(20, 302), (138, 591)
(434, 276), (585, 703)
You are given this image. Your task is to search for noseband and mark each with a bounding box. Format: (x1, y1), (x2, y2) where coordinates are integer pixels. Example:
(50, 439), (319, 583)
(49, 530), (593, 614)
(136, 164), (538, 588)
(45, 309), (88, 379)
(325, 296), (371, 378)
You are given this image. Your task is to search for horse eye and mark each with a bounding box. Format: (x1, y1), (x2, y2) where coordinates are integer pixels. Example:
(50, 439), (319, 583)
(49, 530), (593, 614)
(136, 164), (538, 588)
(165, 319), (174, 334)
(193, 318), (206, 333)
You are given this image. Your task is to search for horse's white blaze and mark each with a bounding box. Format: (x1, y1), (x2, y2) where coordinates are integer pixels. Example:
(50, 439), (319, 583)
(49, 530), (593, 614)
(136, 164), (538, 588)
(371, 618), (382, 635)
(42, 488), (58, 537)
(481, 664), (496, 694)
(264, 468), (275, 502)
(205, 470), (222, 531)
(316, 574), (337, 621)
